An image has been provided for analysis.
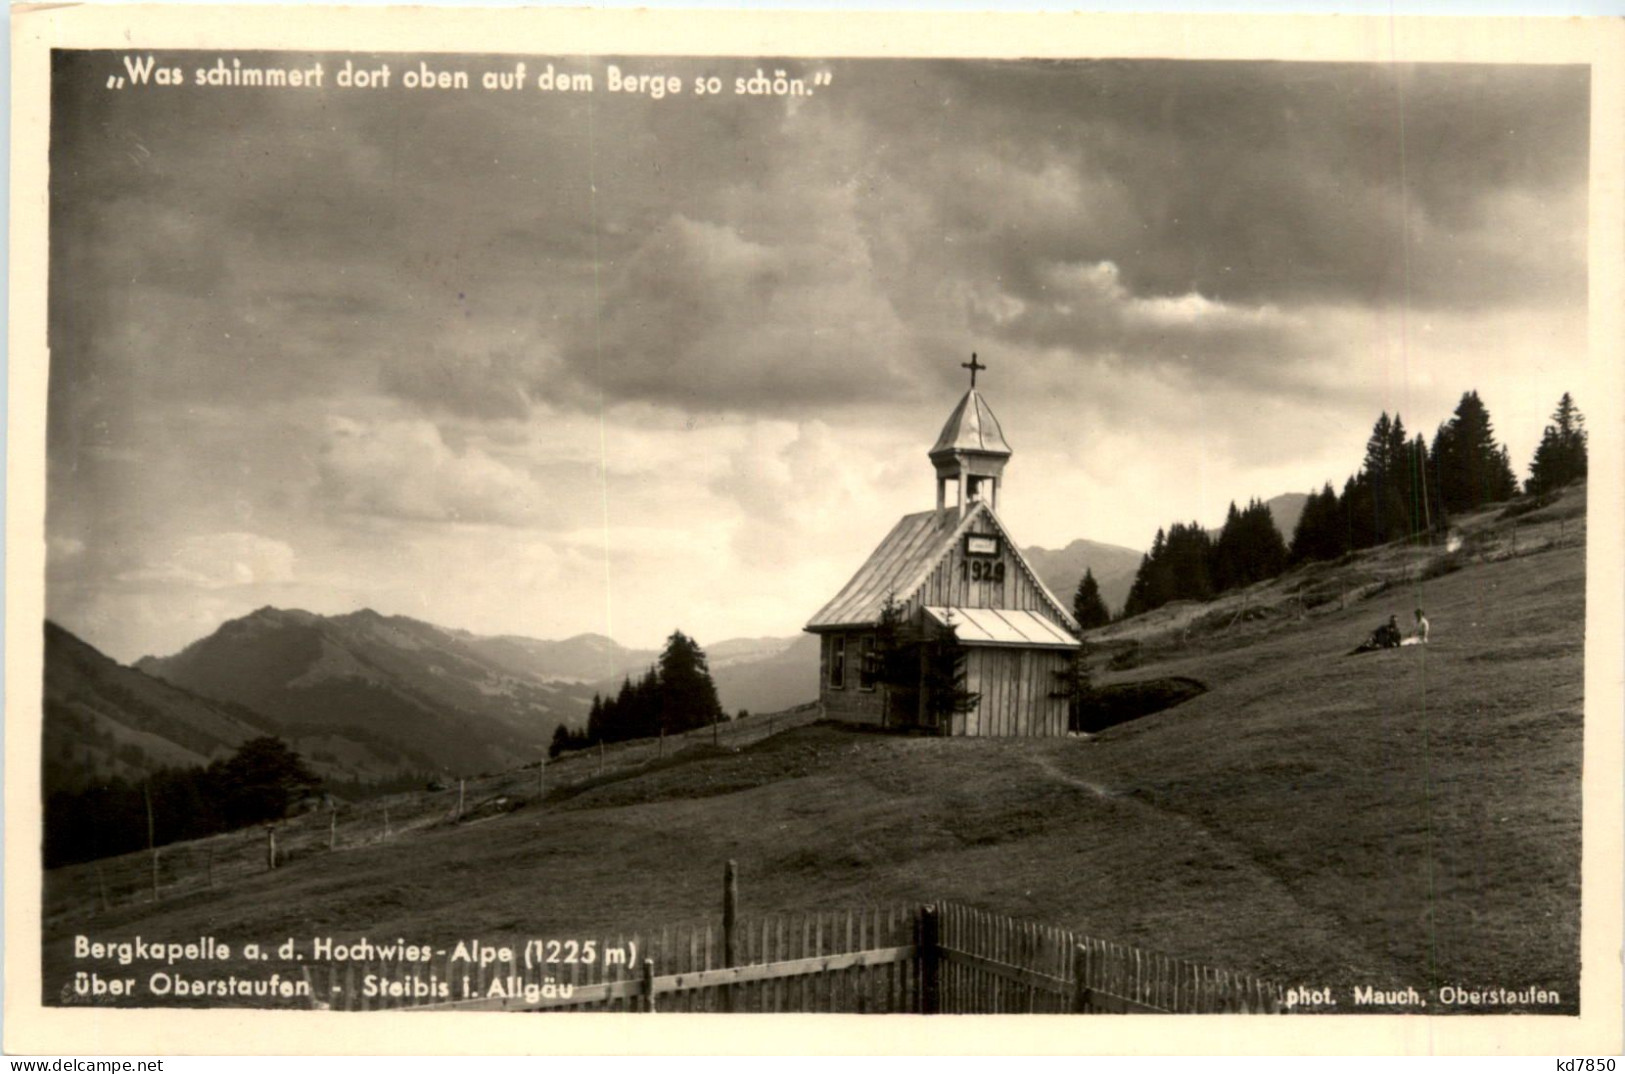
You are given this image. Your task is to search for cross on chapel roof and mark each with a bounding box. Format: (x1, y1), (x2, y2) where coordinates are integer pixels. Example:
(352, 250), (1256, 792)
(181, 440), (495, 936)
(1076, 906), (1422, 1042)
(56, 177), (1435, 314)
(961, 353), (986, 389)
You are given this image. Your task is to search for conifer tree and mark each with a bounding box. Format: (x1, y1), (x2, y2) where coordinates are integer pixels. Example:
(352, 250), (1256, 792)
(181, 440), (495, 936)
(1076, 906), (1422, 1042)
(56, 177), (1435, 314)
(921, 616), (978, 732)
(585, 694), (606, 743)
(656, 630), (724, 733)
(1527, 392), (1587, 495)
(1071, 569), (1111, 630)
(1432, 391), (1518, 512)
(1237, 498), (1288, 582)
(1212, 502), (1247, 592)
(1165, 522), (1214, 603)
(1288, 486), (1322, 563)
(214, 737), (320, 827)
(1122, 522), (1213, 616)
(1123, 530), (1166, 618)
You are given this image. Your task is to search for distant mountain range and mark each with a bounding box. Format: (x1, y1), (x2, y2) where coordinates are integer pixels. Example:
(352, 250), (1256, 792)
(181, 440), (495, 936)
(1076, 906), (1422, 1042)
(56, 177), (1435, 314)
(47, 495), (1309, 787)
(131, 607), (597, 778)
(1020, 539), (1145, 618)
(44, 608), (825, 789)
(43, 620), (388, 793)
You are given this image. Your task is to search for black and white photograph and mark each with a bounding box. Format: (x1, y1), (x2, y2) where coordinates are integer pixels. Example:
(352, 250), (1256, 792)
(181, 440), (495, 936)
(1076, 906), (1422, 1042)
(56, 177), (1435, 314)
(8, 5), (1623, 1056)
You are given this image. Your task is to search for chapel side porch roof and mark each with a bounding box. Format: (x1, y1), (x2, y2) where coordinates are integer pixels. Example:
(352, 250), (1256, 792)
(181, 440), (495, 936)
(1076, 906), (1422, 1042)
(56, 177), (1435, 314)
(921, 606), (1079, 650)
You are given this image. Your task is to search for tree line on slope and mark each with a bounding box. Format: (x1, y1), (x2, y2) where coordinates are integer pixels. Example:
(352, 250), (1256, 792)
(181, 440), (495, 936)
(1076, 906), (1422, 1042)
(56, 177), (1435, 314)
(550, 629), (726, 756)
(1079, 390), (1586, 624)
(45, 736), (325, 868)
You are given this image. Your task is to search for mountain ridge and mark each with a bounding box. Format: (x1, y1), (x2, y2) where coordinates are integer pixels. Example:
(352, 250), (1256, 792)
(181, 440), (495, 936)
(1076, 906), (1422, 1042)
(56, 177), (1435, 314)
(42, 621), (405, 792)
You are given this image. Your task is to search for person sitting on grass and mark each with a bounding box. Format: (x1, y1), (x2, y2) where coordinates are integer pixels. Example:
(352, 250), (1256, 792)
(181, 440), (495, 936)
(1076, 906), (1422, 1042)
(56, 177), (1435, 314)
(1349, 614), (1403, 655)
(1413, 608), (1429, 643)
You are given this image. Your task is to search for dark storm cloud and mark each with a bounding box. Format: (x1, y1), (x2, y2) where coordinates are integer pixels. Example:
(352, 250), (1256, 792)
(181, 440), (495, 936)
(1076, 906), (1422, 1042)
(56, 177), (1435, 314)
(47, 51), (1588, 434)
(891, 60), (1589, 312)
(43, 47), (1595, 662)
(537, 57), (1586, 413)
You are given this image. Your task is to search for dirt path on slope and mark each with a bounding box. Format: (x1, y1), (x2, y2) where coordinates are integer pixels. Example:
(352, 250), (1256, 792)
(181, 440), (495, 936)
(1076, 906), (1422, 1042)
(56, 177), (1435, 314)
(1027, 751), (1120, 798)
(1024, 748), (1403, 984)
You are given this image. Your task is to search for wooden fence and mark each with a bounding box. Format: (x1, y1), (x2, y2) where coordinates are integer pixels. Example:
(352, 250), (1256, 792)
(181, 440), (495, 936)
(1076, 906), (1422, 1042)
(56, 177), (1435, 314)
(931, 903), (1284, 1014)
(323, 866), (1283, 1014)
(327, 905), (919, 1014)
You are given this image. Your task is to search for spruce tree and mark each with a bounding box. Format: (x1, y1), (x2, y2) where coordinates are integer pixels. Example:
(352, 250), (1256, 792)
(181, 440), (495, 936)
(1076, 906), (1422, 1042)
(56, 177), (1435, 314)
(1288, 487), (1321, 563)
(1527, 393), (1587, 495)
(1072, 569), (1110, 630)
(586, 694), (606, 743)
(215, 737), (320, 827)
(633, 666), (662, 738)
(1212, 502), (1246, 592)
(1432, 391), (1518, 512)
(1165, 522), (1214, 602)
(1239, 498), (1288, 581)
(921, 616), (978, 731)
(656, 630), (724, 733)
(1290, 483), (1346, 564)
(1123, 530), (1167, 618)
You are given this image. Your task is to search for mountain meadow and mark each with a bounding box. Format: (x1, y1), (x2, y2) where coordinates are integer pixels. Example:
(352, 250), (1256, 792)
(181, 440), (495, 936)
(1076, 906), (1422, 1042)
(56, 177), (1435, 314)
(42, 482), (1585, 1012)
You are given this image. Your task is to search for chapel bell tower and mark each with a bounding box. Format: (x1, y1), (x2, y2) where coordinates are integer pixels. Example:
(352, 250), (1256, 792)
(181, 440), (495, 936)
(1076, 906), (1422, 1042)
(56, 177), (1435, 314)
(930, 354), (1012, 520)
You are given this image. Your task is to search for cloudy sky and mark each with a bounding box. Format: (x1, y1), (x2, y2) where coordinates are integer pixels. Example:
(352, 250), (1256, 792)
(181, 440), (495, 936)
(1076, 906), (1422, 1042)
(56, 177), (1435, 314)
(46, 52), (1589, 661)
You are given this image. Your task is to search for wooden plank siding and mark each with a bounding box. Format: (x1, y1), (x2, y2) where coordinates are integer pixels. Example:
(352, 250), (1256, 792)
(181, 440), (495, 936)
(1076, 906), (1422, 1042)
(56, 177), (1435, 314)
(810, 505), (1078, 736)
(914, 513), (1068, 627)
(821, 632), (1069, 736)
(959, 647), (1070, 737)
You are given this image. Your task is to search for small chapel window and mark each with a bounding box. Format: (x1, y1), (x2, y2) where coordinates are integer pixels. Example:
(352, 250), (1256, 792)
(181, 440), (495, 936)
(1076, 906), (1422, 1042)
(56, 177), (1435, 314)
(830, 635), (847, 689)
(858, 635), (878, 691)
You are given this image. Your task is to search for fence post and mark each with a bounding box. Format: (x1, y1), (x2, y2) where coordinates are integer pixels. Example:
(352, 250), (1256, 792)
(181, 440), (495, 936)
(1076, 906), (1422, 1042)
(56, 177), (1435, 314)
(457, 779), (465, 821)
(329, 807), (337, 851)
(640, 958), (657, 1013)
(597, 741), (605, 775)
(1070, 943), (1090, 1013)
(95, 862), (111, 911)
(722, 859), (738, 1013)
(266, 826), (277, 870)
(206, 846), (215, 889)
(916, 905), (940, 1014)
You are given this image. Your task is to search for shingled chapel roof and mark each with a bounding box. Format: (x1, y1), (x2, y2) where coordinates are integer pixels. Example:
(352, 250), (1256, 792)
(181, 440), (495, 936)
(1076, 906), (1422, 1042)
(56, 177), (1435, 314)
(804, 500), (1077, 634)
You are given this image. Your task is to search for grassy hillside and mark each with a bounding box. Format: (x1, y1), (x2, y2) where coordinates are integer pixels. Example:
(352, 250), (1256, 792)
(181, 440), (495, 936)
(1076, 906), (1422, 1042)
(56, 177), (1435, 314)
(43, 621), (269, 792)
(44, 487), (1585, 1012)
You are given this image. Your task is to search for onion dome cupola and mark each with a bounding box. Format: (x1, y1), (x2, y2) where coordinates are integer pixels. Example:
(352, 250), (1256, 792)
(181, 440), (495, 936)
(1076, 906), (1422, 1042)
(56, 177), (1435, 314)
(930, 354), (1012, 518)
